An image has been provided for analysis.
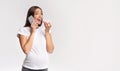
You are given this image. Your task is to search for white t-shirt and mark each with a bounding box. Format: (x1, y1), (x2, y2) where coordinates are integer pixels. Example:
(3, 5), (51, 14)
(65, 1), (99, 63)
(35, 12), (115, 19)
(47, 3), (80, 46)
(17, 27), (49, 70)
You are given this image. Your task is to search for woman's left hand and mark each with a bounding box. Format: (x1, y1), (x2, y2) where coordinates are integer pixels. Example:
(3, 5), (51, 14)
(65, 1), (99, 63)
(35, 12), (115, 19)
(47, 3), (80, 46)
(43, 21), (51, 33)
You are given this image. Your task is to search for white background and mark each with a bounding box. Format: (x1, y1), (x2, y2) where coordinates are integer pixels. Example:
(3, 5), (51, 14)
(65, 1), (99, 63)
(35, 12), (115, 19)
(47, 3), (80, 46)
(0, 0), (120, 71)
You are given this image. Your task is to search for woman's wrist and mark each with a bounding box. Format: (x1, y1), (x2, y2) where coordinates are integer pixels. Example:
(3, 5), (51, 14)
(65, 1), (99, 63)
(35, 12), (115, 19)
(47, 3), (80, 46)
(45, 31), (50, 36)
(30, 28), (36, 34)
(45, 29), (50, 33)
(30, 31), (35, 35)
(45, 32), (50, 34)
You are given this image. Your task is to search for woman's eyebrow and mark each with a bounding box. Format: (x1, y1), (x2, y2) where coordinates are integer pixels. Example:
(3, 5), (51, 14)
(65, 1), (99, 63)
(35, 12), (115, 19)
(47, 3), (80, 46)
(36, 11), (41, 14)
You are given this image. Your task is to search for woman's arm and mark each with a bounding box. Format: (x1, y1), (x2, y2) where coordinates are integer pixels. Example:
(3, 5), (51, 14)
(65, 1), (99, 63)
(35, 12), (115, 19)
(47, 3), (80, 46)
(44, 21), (54, 53)
(18, 32), (35, 54)
(45, 32), (54, 53)
(18, 21), (38, 54)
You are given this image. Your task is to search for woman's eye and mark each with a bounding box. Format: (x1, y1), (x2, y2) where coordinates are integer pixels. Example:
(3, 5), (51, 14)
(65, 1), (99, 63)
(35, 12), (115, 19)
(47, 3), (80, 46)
(35, 13), (41, 15)
(35, 13), (38, 15)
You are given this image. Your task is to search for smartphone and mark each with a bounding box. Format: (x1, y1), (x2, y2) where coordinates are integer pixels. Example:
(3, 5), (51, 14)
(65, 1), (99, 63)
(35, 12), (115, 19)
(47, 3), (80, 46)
(28, 15), (34, 24)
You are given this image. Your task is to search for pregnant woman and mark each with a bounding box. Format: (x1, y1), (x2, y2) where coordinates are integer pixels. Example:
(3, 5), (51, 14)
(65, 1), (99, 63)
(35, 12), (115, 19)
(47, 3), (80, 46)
(17, 6), (54, 71)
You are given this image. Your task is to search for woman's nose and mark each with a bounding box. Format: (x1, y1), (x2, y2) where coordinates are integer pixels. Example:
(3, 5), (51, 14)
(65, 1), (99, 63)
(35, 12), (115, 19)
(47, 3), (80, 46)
(39, 15), (42, 18)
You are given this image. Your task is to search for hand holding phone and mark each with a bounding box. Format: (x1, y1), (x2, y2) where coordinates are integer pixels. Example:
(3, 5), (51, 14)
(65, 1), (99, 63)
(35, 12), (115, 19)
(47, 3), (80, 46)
(28, 15), (39, 32)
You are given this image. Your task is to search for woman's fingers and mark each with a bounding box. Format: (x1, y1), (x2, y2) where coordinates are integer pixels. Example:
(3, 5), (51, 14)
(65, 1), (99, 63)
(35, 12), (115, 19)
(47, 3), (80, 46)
(43, 20), (52, 32)
(31, 19), (39, 31)
(44, 21), (51, 28)
(44, 23), (51, 29)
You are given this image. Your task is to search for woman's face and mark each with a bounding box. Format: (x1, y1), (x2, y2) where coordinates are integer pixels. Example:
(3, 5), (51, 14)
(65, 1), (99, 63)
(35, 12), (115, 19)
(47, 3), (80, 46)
(34, 8), (43, 25)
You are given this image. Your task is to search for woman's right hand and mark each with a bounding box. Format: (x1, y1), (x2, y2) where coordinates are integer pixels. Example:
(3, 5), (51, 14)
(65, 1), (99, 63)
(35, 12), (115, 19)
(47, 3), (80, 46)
(31, 20), (39, 33)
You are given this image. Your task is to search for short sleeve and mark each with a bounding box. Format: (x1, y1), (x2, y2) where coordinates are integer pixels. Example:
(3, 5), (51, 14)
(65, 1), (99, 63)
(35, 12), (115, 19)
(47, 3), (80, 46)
(17, 27), (27, 38)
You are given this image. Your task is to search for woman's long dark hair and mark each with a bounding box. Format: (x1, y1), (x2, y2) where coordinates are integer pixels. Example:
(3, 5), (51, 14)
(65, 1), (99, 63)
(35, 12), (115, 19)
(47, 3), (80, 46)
(24, 6), (43, 27)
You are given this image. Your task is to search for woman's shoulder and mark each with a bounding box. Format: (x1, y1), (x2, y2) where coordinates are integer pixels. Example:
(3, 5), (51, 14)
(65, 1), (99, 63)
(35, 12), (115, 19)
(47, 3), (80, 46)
(19, 27), (30, 32)
(17, 27), (31, 37)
